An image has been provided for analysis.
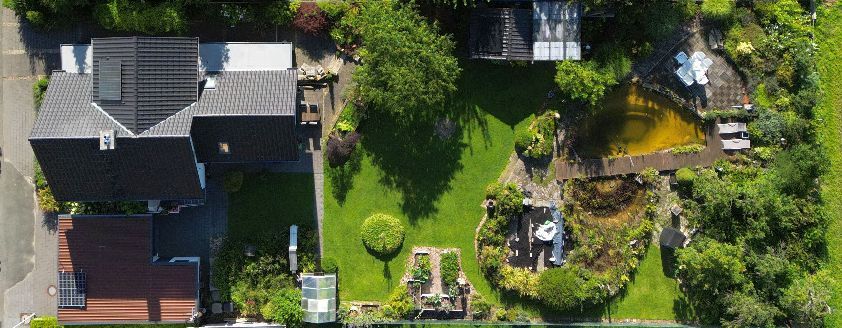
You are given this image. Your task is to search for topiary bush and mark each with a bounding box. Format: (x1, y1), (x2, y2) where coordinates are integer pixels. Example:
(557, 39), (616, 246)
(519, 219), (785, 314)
(360, 213), (405, 255)
(675, 167), (696, 195)
(485, 182), (525, 218)
(223, 171), (245, 193)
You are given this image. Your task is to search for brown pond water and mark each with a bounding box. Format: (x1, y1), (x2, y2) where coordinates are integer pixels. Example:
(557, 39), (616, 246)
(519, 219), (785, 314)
(574, 84), (704, 158)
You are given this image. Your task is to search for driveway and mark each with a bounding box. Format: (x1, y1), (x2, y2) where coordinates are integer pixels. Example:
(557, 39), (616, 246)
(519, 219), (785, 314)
(0, 8), (62, 328)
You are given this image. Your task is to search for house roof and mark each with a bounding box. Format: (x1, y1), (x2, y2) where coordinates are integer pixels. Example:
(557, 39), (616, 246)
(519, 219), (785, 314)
(58, 215), (198, 324)
(91, 37), (199, 134)
(659, 227), (687, 249)
(469, 0), (581, 61)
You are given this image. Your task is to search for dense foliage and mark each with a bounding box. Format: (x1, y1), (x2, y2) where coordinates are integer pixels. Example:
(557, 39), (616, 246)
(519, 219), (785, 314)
(554, 61), (617, 106)
(293, 2), (328, 35)
(440, 251), (460, 287)
(360, 213), (405, 255)
(212, 232), (315, 324)
(514, 111), (557, 159)
(3, 0), (299, 33)
(341, 0), (460, 120)
(537, 267), (604, 311)
(411, 254), (432, 282)
(326, 132), (361, 167)
(33, 76), (49, 111)
(381, 286), (415, 320)
(29, 316), (60, 328)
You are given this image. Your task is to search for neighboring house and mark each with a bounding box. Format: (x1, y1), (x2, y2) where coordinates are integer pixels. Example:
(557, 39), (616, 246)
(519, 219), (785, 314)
(58, 215), (200, 323)
(469, 0), (582, 61)
(30, 37), (299, 202)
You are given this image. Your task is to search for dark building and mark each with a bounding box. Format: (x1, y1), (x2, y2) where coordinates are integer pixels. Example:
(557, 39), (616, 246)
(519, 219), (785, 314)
(469, 0), (582, 61)
(30, 37), (298, 202)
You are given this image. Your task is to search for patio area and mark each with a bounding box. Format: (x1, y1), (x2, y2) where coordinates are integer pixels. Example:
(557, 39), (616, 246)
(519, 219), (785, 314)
(645, 29), (747, 112)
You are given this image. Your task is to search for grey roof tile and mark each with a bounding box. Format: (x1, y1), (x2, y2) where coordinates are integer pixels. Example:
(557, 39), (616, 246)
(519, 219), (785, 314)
(142, 69), (297, 136)
(30, 72), (129, 139)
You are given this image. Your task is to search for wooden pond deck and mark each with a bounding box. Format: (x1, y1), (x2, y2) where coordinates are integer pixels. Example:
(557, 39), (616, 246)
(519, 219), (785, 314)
(556, 126), (730, 180)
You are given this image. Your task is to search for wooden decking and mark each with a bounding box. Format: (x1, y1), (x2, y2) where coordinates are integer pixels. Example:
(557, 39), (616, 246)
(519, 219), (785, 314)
(556, 126), (729, 180)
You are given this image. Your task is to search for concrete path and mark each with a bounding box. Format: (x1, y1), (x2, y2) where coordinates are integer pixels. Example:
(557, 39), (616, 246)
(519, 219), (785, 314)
(0, 9), (58, 328)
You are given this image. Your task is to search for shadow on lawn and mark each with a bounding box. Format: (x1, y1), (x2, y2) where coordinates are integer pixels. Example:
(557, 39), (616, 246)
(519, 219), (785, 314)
(361, 113), (467, 221)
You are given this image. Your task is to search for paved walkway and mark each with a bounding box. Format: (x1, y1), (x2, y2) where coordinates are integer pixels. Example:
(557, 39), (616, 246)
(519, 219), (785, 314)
(555, 125), (728, 180)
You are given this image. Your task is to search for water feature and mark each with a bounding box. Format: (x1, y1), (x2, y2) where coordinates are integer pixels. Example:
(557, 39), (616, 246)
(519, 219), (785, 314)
(574, 84), (704, 158)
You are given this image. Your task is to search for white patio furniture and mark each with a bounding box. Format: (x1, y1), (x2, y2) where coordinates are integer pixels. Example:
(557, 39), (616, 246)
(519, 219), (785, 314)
(703, 57), (714, 68)
(721, 138), (751, 150)
(534, 222), (558, 242)
(674, 51), (689, 64)
(717, 123), (748, 134)
(675, 51), (712, 86)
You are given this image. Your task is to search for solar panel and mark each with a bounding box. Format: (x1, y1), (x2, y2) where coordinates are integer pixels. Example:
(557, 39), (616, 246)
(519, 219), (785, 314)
(58, 271), (87, 308)
(100, 60), (122, 101)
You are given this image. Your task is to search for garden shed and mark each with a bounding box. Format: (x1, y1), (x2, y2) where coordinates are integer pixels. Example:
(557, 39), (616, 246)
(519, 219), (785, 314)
(301, 273), (337, 323)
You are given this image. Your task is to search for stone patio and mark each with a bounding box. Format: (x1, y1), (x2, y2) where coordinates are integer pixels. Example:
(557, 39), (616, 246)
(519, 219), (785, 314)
(645, 29), (747, 112)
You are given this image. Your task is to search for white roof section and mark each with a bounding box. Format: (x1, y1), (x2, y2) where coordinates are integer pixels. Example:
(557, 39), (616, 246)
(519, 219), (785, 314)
(199, 42), (294, 72)
(532, 1), (581, 60)
(717, 123), (748, 134)
(60, 44), (92, 73)
(59, 42), (294, 74)
(301, 273), (337, 323)
(722, 138), (751, 150)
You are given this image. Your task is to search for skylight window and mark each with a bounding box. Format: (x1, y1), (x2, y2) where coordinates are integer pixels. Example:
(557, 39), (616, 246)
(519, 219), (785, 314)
(218, 142), (230, 154)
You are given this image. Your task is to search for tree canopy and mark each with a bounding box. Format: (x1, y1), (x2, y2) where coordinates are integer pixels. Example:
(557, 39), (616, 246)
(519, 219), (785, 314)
(554, 61), (617, 106)
(348, 0), (460, 120)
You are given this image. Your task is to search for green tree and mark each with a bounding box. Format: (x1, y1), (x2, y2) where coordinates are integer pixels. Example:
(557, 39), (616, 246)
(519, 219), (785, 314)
(722, 291), (780, 328)
(771, 144), (827, 198)
(676, 239), (748, 321)
(779, 271), (834, 327)
(349, 0), (460, 120)
(94, 0), (186, 34)
(536, 266), (603, 311)
(701, 0), (735, 22)
(554, 61), (616, 106)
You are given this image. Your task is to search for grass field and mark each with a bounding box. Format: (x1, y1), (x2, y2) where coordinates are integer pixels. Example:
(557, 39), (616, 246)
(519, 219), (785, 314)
(609, 245), (686, 320)
(816, 3), (842, 327)
(323, 61), (554, 301)
(228, 172), (316, 240)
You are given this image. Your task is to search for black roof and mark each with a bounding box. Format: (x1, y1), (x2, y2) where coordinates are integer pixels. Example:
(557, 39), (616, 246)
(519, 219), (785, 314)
(30, 37), (299, 201)
(92, 37), (199, 134)
(469, 8), (533, 61)
(659, 227), (687, 249)
(31, 137), (203, 201)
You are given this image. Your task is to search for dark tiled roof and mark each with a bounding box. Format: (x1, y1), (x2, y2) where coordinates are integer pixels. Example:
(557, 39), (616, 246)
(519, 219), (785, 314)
(142, 70), (297, 136)
(469, 8), (533, 61)
(92, 37), (199, 134)
(191, 115), (299, 163)
(31, 137), (203, 201)
(30, 72), (129, 138)
(58, 215), (198, 323)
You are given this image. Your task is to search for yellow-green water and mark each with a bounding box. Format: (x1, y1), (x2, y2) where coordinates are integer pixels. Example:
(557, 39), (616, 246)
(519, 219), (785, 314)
(574, 84), (704, 158)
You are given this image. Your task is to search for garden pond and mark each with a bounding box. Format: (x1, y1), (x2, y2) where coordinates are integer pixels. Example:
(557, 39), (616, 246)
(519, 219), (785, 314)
(574, 84), (704, 158)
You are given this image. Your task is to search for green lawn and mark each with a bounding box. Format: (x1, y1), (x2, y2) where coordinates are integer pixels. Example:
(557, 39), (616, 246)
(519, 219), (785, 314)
(228, 172), (316, 240)
(323, 61), (554, 301)
(816, 4), (842, 327)
(609, 245), (689, 321)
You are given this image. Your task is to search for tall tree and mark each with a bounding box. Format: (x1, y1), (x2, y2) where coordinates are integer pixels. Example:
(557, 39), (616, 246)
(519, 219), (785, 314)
(349, 0), (460, 120)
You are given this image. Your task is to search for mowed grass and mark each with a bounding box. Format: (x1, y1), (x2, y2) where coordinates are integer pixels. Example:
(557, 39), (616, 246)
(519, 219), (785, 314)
(816, 4), (842, 327)
(323, 61), (554, 301)
(228, 172), (316, 240)
(609, 245), (687, 320)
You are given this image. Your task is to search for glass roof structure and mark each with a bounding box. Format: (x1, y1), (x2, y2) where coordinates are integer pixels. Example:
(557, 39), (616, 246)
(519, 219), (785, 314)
(301, 273), (337, 323)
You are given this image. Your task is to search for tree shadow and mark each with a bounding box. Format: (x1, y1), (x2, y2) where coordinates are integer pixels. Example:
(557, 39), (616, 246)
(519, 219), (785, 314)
(326, 149), (362, 205)
(660, 245), (679, 278)
(360, 114), (466, 221)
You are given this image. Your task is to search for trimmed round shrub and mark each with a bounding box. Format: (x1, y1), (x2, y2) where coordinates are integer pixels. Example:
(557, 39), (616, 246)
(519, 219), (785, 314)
(675, 167), (696, 193)
(360, 213), (405, 255)
(514, 127), (533, 152)
(320, 256), (339, 273)
(223, 171), (244, 193)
